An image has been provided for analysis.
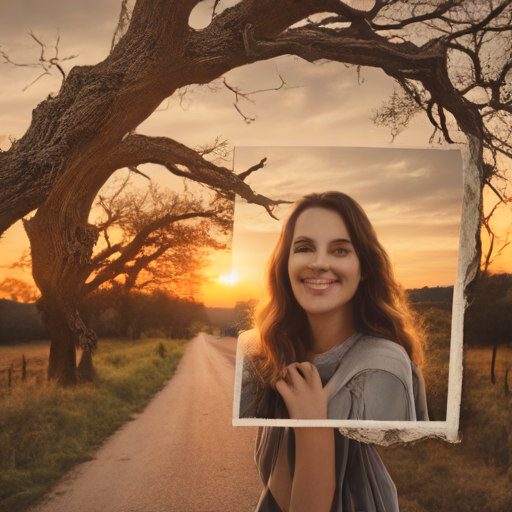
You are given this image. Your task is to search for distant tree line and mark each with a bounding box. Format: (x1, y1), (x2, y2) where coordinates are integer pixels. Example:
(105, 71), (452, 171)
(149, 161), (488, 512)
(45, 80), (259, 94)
(0, 285), (209, 344)
(406, 286), (454, 304)
(79, 285), (209, 340)
(0, 299), (48, 344)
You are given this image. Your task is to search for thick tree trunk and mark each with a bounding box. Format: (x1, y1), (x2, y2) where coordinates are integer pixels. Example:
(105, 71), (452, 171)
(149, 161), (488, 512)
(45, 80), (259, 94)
(44, 305), (97, 385)
(28, 209), (98, 385)
(36, 295), (97, 387)
(44, 299), (80, 385)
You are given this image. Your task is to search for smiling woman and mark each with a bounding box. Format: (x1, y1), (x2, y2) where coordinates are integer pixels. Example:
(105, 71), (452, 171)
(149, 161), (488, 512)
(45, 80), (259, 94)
(238, 191), (429, 512)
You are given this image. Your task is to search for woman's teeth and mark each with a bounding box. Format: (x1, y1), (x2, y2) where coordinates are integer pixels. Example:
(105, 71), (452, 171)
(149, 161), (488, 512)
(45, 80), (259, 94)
(303, 280), (337, 289)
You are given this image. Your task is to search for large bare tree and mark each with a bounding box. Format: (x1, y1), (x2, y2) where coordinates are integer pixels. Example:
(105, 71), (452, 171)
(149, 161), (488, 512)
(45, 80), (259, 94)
(1, 0), (511, 384)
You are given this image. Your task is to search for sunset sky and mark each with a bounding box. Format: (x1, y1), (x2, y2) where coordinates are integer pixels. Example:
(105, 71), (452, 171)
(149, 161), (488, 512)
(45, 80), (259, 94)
(1, 0), (510, 308)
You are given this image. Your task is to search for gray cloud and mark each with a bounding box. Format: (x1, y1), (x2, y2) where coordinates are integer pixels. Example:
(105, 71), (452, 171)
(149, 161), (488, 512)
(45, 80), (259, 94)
(235, 146), (462, 215)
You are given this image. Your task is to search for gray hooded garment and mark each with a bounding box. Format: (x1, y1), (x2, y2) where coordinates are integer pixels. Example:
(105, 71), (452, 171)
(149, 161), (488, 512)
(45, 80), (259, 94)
(239, 331), (429, 512)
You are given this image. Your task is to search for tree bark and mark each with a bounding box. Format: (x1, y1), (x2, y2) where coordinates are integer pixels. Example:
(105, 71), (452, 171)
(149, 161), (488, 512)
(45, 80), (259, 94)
(44, 300), (80, 385)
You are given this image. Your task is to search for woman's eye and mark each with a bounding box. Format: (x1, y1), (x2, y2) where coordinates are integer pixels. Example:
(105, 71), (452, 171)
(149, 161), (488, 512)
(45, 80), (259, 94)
(294, 246), (347, 254)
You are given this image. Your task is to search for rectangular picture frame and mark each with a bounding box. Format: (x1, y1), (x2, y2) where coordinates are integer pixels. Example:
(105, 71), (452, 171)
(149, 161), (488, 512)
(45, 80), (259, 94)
(231, 142), (479, 446)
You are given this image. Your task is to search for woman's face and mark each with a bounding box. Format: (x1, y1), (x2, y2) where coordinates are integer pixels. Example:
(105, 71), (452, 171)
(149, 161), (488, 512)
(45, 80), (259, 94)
(288, 207), (361, 320)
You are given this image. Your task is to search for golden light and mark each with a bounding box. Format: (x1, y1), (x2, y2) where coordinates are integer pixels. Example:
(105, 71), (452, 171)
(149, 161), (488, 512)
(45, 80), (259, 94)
(218, 270), (239, 286)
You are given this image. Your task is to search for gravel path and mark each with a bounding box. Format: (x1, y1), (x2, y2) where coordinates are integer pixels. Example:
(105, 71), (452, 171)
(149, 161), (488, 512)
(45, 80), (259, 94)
(30, 333), (262, 512)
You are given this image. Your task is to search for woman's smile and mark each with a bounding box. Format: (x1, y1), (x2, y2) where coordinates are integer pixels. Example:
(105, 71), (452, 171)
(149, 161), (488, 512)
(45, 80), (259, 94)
(302, 278), (339, 293)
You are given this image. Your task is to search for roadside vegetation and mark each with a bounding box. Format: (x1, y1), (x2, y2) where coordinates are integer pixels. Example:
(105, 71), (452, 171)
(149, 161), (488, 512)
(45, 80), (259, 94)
(0, 337), (186, 512)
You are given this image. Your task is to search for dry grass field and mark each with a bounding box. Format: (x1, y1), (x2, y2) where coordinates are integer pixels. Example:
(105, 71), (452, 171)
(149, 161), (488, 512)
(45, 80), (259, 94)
(383, 307), (512, 512)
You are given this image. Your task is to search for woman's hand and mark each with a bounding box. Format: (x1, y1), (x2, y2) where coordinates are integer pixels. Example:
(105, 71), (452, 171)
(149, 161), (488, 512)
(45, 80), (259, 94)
(275, 362), (329, 420)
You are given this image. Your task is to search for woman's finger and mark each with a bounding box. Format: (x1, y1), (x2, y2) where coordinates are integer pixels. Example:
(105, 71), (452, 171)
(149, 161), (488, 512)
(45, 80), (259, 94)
(275, 377), (293, 399)
(286, 363), (310, 389)
(297, 361), (313, 375)
(303, 361), (323, 389)
(294, 361), (320, 387)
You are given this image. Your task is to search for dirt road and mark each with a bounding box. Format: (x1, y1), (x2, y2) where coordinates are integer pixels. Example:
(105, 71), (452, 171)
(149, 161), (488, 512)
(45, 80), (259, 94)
(30, 333), (262, 512)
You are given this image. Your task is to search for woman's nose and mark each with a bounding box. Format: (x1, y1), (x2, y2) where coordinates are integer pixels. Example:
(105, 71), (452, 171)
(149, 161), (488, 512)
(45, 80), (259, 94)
(309, 259), (330, 272)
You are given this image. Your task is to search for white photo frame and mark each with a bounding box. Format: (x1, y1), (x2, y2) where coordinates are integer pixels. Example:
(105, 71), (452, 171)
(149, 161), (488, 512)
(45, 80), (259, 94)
(231, 143), (478, 446)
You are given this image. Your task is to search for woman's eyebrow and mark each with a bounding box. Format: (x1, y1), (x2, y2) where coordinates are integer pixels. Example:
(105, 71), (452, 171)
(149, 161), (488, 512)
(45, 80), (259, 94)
(293, 236), (353, 245)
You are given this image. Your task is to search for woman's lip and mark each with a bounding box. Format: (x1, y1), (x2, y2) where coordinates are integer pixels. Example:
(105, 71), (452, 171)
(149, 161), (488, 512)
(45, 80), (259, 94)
(302, 280), (339, 294)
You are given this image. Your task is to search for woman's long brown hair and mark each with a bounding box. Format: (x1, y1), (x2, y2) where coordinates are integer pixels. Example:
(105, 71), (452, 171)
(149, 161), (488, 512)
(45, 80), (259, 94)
(254, 191), (424, 388)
